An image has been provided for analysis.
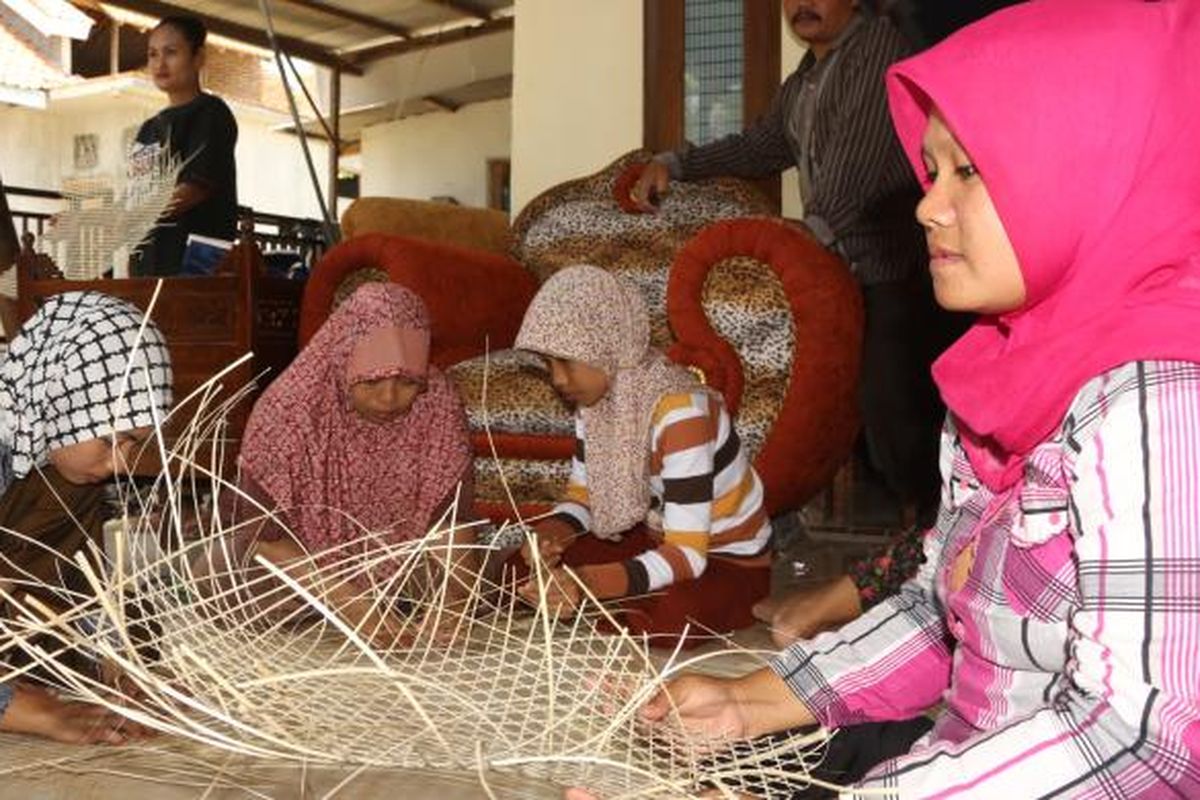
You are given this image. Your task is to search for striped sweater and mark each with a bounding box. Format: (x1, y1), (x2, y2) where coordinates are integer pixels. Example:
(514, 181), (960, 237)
(548, 390), (771, 600)
(772, 360), (1200, 798)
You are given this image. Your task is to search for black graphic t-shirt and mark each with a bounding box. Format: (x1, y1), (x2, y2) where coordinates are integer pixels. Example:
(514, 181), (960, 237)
(131, 92), (238, 276)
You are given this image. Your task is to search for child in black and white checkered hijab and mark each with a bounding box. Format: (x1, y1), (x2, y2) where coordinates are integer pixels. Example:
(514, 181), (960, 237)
(0, 292), (172, 494)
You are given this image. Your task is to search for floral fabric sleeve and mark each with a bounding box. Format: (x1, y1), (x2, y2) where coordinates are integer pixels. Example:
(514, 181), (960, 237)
(848, 526), (928, 610)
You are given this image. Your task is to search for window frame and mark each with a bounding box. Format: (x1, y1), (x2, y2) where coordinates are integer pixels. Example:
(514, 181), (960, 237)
(643, 0), (782, 210)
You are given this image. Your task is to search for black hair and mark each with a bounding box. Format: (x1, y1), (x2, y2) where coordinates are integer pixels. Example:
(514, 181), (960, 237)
(153, 15), (207, 53)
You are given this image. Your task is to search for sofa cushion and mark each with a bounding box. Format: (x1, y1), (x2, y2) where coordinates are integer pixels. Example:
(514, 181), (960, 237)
(341, 197), (513, 256)
(697, 254), (795, 459)
(512, 151), (775, 351)
(447, 348), (573, 440)
(300, 233), (537, 366)
(448, 349), (575, 513)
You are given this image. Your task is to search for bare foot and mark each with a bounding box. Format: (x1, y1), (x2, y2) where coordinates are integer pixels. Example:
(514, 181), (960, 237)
(0, 685), (135, 745)
(758, 575), (861, 648)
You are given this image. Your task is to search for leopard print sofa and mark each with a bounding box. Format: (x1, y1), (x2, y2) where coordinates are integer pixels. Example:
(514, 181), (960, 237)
(446, 151), (844, 517)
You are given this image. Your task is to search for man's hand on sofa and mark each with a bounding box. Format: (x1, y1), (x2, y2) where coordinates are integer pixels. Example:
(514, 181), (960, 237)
(630, 161), (672, 212)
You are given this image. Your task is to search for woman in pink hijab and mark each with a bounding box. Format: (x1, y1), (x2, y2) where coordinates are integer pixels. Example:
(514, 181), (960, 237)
(569, 1), (1200, 797)
(230, 283), (474, 643)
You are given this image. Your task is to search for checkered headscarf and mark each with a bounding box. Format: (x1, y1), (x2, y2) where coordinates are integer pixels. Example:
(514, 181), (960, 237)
(0, 292), (172, 492)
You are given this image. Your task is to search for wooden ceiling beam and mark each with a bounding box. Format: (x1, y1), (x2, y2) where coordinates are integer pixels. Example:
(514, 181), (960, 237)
(347, 16), (512, 64)
(279, 0), (412, 39)
(433, 0), (492, 21)
(99, 0), (364, 74)
(422, 94), (461, 113)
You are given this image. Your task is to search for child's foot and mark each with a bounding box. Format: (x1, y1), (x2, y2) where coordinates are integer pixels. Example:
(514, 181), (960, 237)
(0, 685), (133, 745)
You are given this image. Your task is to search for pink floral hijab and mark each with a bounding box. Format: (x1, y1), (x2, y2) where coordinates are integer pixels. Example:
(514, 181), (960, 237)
(887, 0), (1200, 490)
(239, 283), (471, 555)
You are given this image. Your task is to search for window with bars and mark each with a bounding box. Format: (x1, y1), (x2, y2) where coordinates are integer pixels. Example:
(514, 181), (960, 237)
(683, 0), (744, 145)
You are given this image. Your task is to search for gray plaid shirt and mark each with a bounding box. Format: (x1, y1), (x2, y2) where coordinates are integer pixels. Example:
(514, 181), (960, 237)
(662, 13), (924, 284)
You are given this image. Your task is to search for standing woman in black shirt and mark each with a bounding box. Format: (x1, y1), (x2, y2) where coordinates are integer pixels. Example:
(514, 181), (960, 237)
(130, 15), (238, 277)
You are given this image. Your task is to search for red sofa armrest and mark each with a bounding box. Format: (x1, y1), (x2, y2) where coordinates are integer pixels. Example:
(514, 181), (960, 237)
(299, 233), (539, 369)
(667, 218), (864, 515)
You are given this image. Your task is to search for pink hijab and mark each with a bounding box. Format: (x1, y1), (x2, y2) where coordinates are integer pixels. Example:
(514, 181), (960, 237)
(887, 0), (1200, 490)
(239, 283), (471, 555)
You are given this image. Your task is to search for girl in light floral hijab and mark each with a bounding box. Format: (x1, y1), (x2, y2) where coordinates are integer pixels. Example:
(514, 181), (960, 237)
(515, 265), (772, 646)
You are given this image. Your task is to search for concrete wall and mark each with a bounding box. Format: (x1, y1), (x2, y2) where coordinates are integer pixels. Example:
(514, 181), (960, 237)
(360, 98), (510, 209)
(234, 107), (332, 220)
(0, 79), (330, 220)
(510, 0), (642, 214)
(0, 104), (61, 192)
(508, 2), (805, 217)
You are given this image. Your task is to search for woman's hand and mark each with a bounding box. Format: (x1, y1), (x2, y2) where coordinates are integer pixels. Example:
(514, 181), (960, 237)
(563, 670), (814, 799)
(752, 575), (862, 649)
(520, 526), (574, 568)
(639, 673), (754, 741)
(644, 668), (815, 741)
(564, 789), (756, 800)
(337, 597), (414, 649)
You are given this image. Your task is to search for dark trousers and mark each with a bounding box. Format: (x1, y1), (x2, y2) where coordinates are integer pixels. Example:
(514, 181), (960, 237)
(796, 717), (933, 797)
(506, 526), (770, 648)
(859, 276), (969, 519)
(719, 716), (934, 798)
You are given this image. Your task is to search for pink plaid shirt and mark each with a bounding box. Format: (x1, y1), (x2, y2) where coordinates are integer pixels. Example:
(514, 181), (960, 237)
(773, 360), (1200, 798)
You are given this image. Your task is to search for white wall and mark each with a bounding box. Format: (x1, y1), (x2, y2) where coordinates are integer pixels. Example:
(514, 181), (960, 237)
(781, 23), (808, 219)
(0, 80), (330, 222)
(508, 2), (804, 217)
(235, 110), (331, 220)
(360, 98), (510, 208)
(0, 105), (61, 192)
(510, 0), (642, 214)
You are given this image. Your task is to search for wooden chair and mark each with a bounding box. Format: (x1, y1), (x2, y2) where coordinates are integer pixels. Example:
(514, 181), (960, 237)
(13, 216), (305, 473)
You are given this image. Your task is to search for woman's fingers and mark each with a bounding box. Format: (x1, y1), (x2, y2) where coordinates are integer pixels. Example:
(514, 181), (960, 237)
(750, 596), (779, 625)
(517, 572), (581, 618)
(540, 539), (566, 566)
(639, 686), (672, 723)
(563, 788), (601, 800)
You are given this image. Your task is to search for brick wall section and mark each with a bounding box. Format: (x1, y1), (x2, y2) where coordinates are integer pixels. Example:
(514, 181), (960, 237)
(202, 46), (290, 113)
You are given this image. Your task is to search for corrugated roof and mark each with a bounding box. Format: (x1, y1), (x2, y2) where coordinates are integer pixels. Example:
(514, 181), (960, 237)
(3, 0), (93, 38)
(0, 18), (73, 101)
(89, 0), (514, 72)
